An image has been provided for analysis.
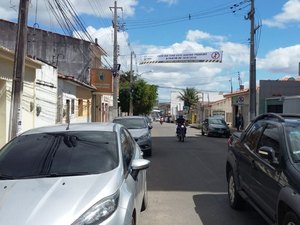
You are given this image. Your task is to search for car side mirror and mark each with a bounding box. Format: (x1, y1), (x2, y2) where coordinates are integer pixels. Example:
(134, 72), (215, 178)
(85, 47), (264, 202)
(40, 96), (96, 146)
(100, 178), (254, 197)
(258, 146), (279, 165)
(148, 124), (153, 129)
(131, 159), (150, 180)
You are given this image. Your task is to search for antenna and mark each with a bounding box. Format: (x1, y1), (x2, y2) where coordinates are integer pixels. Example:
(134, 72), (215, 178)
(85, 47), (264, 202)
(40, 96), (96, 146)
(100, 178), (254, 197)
(238, 72), (242, 86)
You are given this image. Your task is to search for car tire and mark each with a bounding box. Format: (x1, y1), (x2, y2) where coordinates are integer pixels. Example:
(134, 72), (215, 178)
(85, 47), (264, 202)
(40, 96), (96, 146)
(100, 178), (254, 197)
(228, 170), (245, 209)
(282, 211), (300, 225)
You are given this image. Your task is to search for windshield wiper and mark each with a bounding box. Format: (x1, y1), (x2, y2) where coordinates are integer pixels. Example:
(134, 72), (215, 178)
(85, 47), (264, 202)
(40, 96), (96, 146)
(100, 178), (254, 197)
(42, 172), (91, 177)
(19, 172), (91, 179)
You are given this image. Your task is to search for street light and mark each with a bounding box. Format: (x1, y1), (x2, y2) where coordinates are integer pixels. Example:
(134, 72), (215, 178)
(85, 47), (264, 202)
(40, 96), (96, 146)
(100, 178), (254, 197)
(129, 70), (153, 115)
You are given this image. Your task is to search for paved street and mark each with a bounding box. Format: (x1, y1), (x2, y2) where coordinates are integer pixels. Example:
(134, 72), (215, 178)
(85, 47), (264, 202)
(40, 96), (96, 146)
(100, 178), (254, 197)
(140, 122), (266, 225)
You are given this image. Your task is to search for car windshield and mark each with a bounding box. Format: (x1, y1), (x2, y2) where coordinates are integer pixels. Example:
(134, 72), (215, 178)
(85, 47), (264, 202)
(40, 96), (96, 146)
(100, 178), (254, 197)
(286, 124), (300, 163)
(114, 118), (147, 129)
(0, 131), (119, 179)
(209, 118), (226, 125)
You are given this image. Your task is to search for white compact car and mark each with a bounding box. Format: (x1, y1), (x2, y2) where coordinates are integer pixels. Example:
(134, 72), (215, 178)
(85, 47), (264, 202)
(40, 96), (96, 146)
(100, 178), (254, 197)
(0, 122), (150, 225)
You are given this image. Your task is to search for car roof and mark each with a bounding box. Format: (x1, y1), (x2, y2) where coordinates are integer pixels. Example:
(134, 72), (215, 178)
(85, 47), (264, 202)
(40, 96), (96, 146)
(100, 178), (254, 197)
(20, 122), (122, 135)
(113, 116), (147, 120)
(254, 113), (300, 124)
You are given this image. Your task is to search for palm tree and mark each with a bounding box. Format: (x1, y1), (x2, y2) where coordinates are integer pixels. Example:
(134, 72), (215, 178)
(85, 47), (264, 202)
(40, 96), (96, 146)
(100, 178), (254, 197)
(177, 87), (199, 115)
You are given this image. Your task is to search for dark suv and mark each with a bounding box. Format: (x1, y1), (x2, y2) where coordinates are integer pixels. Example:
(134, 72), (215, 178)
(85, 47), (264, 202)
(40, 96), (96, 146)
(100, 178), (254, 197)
(226, 113), (300, 225)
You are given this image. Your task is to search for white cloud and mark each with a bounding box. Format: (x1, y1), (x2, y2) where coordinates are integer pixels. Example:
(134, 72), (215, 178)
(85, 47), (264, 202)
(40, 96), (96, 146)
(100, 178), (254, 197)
(0, 0), (138, 28)
(186, 30), (225, 42)
(157, 0), (178, 6)
(257, 45), (300, 75)
(263, 0), (300, 28)
(129, 29), (252, 94)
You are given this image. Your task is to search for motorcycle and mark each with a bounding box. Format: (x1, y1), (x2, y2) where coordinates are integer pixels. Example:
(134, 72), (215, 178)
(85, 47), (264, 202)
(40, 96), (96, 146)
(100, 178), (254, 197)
(160, 117), (164, 125)
(177, 124), (186, 142)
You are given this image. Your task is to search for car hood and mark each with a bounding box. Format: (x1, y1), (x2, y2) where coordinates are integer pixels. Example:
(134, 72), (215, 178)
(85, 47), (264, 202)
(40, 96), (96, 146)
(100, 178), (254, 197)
(210, 124), (228, 129)
(0, 168), (122, 225)
(128, 128), (148, 138)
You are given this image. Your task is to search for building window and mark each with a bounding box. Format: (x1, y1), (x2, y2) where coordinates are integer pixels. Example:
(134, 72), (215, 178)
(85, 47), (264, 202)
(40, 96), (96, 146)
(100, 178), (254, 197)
(267, 105), (283, 113)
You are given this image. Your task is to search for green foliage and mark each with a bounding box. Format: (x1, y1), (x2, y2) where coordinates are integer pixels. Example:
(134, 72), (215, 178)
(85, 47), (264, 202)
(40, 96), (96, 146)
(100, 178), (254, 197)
(177, 87), (199, 112)
(119, 73), (158, 115)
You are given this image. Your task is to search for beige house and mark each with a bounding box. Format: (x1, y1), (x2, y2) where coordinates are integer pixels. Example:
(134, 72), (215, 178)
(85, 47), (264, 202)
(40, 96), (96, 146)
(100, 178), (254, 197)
(0, 46), (42, 147)
(57, 74), (96, 124)
(0, 45), (99, 148)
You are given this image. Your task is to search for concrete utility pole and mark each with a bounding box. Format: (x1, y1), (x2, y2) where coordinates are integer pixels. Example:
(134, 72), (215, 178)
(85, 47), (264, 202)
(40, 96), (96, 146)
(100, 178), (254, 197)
(9, 0), (30, 140)
(129, 51), (134, 116)
(110, 1), (122, 119)
(248, 0), (256, 121)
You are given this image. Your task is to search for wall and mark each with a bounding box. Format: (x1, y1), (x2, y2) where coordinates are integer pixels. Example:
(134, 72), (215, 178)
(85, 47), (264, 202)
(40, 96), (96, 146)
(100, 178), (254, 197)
(35, 64), (58, 127)
(75, 86), (92, 123)
(58, 79), (76, 124)
(259, 80), (300, 114)
(283, 96), (300, 114)
(0, 80), (6, 147)
(0, 19), (91, 83)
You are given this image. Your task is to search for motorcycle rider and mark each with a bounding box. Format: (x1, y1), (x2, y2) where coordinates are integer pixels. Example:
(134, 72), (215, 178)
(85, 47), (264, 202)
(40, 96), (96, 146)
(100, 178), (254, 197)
(176, 115), (187, 135)
(160, 116), (164, 125)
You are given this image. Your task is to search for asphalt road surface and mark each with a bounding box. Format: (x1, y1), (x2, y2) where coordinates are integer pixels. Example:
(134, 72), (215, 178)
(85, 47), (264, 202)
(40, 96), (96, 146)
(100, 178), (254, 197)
(140, 122), (267, 225)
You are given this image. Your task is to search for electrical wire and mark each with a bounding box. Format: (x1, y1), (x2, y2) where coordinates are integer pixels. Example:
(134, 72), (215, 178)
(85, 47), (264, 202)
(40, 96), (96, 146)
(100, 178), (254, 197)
(125, 0), (250, 30)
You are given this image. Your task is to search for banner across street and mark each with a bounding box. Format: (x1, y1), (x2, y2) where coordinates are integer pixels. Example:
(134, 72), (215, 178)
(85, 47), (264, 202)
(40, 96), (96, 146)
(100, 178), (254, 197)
(139, 51), (223, 64)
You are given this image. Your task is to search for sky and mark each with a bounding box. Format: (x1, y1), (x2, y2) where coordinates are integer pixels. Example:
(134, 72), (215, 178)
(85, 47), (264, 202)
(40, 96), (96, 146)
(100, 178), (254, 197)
(1, 0), (300, 102)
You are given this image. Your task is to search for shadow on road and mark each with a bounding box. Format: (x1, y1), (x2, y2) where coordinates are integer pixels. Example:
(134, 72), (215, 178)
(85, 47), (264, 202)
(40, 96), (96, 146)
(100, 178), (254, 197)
(192, 193), (267, 225)
(144, 135), (228, 192)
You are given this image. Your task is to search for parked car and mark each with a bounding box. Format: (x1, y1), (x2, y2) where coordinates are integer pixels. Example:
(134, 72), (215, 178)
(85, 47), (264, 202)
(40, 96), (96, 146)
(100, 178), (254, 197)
(113, 116), (153, 157)
(201, 117), (230, 138)
(0, 122), (150, 225)
(226, 113), (300, 225)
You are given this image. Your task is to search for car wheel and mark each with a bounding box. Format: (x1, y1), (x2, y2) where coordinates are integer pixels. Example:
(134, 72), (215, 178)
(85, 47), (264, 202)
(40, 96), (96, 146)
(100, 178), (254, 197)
(228, 170), (244, 209)
(282, 211), (300, 225)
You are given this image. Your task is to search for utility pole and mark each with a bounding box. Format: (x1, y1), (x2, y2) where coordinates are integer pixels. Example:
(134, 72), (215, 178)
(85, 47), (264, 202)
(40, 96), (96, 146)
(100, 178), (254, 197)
(247, 0), (256, 121)
(110, 1), (122, 119)
(129, 51), (134, 116)
(9, 0), (30, 140)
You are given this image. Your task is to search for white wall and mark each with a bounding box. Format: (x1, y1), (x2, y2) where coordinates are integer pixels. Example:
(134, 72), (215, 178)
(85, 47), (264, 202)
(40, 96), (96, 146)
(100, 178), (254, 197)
(34, 64), (58, 127)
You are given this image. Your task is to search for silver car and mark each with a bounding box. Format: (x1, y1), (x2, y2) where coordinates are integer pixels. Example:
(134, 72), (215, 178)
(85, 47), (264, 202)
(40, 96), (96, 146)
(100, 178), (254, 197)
(113, 116), (153, 157)
(0, 122), (150, 225)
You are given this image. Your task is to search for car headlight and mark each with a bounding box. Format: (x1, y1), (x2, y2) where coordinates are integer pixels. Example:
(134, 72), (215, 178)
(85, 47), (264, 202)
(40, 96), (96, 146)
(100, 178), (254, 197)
(72, 191), (119, 225)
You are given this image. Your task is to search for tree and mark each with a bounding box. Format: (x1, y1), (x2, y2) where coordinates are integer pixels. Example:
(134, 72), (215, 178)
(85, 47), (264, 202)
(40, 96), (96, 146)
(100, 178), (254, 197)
(119, 73), (158, 115)
(177, 87), (199, 114)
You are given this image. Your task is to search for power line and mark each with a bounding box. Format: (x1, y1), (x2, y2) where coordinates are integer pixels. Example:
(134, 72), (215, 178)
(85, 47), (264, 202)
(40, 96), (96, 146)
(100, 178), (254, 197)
(124, 0), (250, 30)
